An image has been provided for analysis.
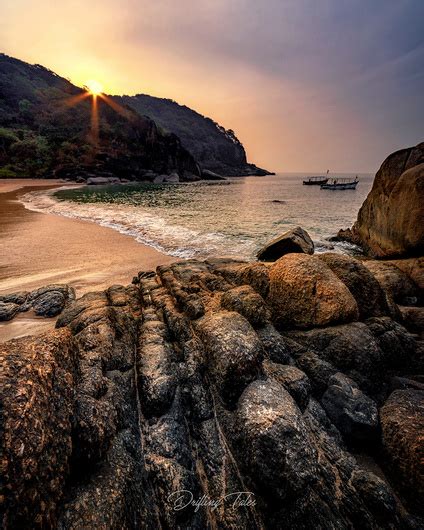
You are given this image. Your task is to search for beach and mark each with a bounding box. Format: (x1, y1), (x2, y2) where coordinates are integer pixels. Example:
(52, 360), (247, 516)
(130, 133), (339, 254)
(0, 179), (173, 341)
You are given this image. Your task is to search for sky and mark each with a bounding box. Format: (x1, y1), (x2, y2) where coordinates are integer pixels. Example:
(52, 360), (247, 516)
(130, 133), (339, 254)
(1, 0), (423, 172)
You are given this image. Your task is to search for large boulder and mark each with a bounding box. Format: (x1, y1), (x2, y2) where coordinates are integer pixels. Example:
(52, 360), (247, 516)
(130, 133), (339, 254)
(237, 379), (318, 500)
(268, 254), (359, 329)
(318, 253), (390, 319)
(257, 226), (314, 261)
(0, 284), (75, 321)
(194, 311), (263, 406)
(380, 389), (424, 509)
(349, 142), (424, 257)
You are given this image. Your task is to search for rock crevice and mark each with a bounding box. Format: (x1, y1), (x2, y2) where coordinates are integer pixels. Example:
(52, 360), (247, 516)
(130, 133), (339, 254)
(2, 256), (423, 528)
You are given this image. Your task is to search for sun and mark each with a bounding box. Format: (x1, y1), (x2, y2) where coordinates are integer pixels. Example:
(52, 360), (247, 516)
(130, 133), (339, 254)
(85, 79), (103, 95)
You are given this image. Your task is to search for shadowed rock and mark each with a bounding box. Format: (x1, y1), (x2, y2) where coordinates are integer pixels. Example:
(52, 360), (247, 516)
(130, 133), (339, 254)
(363, 260), (420, 306)
(0, 284), (75, 321)
(321, 373), (379, 443)
(0, 302), (20, 321)
(257, 226), (314, 261)
(318, 253), (391, 319)
(263, 361), (311, 411)
(381, 389), (424, 513)
(221, 285), (268, 327)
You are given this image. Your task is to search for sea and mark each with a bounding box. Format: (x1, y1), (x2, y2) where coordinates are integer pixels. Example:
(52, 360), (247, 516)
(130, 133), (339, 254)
(21, 173), (374, 260)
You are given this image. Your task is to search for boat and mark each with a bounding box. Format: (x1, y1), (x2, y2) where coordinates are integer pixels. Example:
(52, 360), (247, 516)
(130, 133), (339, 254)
(303, 170), (329, 185)
(320, 176), (359, 190)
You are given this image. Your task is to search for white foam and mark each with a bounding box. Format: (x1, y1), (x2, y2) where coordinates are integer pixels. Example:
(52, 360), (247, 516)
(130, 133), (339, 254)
(19, 188), (249, 259)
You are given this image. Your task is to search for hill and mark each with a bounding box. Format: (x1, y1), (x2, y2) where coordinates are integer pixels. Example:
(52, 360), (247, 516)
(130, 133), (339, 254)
(119, 94), (273, 176)
(0, 54), (200, 181)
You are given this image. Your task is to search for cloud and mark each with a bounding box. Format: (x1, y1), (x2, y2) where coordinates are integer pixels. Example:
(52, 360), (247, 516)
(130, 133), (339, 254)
(1, 0), (423, 170)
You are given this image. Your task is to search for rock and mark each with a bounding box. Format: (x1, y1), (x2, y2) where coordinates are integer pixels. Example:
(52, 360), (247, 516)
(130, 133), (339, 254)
(321, 373), (379, 443)
(164, 172), (180, 182)
(399, 306), (424, 336)
(380, 389), (424, 508)
(195, 311), (263, 406)
(201, 169), (226, 180)
(257, 323), (293, 364)
(28, 284), (76, 317)
(296, 350), (338, 395)
(220, 285), (268, 327)
(389, 257), (424, 294)
(32, 291), (66, 317)
(263, 361), (311, 411)
(365, 317), (418, 373)
(138, 318), (177, 418)
(318, 253), (390, 319)
(237, 379), (318, 500)
(268, 254), (359, 329)
(86, 176), (120, 185)
(390, 376), (424, 392)
(1, 256), (422, 527)
(257, 226), (314, 261)
(0, 291), (29, 305)
(363, 260), (419, 305)
(153, 174), (166, 183)
(183, 170), (201, 182)
(289, 320), (414, 394)
(349, 142), (424, 257)
(0, 301), (20, 321)
(1, 329), (78, 528)
(238, 262), (270, 298)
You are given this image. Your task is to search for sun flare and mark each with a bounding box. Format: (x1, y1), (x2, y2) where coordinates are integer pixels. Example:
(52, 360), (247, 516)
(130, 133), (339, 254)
(85, 79), (103, 95)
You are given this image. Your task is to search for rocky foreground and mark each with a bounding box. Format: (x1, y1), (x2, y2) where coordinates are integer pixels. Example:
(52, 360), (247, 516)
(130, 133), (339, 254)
(1, 252), (423, 528)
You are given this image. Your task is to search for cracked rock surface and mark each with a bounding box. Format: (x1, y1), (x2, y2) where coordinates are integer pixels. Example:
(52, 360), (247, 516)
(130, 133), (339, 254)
(1, 255), (423, 528)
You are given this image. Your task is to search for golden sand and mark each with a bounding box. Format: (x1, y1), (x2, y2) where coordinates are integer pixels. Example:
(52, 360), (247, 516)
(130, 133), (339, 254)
(0, 179), (174, 340)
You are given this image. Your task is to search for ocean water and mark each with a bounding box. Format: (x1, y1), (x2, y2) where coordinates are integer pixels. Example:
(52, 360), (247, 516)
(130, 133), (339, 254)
(21, 173), (374, 260)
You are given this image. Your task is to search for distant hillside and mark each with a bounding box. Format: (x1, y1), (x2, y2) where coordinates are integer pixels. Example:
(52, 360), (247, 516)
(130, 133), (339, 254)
(119, 94), (273, 176)
(0, 54), (199, 181)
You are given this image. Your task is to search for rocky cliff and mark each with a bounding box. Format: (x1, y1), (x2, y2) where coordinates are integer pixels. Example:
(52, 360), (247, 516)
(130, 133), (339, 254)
(0, 54), (200, 181)
(2, 254), (423, 528)
(119, 94), (273, 176)
(340, 142), (424, 258)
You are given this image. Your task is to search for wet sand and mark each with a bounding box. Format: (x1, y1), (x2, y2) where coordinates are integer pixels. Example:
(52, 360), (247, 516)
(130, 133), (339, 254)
(0, 179), (174, 341)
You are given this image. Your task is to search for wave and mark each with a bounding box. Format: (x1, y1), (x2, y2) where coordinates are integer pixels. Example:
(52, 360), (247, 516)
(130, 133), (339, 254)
(19, 186), (362, 261)
(19, 187), (252, 259)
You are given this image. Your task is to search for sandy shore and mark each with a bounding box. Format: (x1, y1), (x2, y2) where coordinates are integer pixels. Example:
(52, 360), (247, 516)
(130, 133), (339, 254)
(0, 179), (174, 341)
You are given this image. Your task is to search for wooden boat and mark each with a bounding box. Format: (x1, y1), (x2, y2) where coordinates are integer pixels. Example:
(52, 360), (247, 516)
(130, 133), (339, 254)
(320, 176), (359, 190)
(303, 170), (329, 185)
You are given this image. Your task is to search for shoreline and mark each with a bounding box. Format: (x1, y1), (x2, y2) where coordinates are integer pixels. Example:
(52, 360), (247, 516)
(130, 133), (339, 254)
(0, 179), (174, 341)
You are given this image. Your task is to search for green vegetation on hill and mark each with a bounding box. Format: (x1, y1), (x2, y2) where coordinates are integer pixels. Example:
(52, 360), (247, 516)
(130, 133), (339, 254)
(0, 54), (199, 180)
